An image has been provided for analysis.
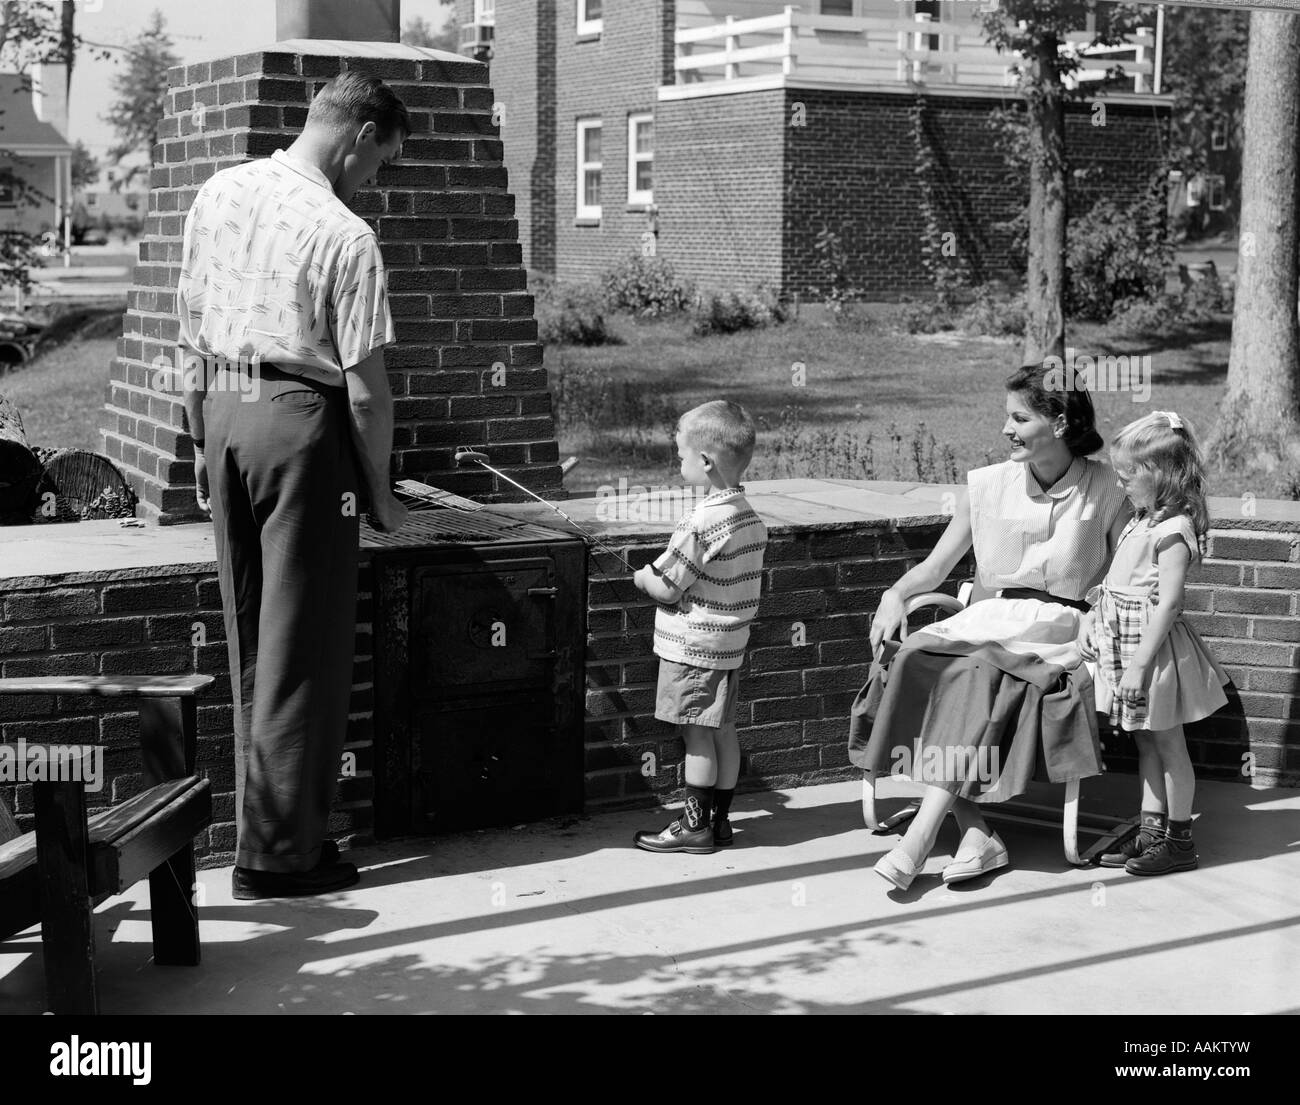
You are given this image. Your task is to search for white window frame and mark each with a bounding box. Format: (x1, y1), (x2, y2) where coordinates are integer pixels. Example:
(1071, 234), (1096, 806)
(627, 113), (653, 207)
(819, 0), (857, 16)
(1207, 174), (1226, 212)
(576, 118), (602, 221)
(474, 0), (495, 24)
(1210, 119), (1228, 152)
(577, 0), (603, 37)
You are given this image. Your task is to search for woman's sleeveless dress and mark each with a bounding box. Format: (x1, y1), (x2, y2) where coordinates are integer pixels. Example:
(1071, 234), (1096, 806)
(1090, 513), (1229, 731)
(847, 456), (1132, 804)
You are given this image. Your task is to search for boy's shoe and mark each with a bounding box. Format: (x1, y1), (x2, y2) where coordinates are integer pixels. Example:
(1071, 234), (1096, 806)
(1125, 835), (1198, 876)
(634, 818), (716, 854)
(712, 815), (734, 847)
(1099, 818), (1164, 868)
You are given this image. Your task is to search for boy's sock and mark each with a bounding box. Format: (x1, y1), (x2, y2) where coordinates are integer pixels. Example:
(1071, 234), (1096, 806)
(1166, 817), (1193, 841)
(683, 785), (713, 831)
(712, 787), (735, 822)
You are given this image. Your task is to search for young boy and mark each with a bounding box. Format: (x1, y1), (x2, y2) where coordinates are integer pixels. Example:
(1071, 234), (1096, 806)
(632, 400), (768, 854)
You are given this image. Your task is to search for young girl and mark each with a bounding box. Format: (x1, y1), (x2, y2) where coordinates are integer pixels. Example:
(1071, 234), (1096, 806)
(1081, 410), (1229, 876)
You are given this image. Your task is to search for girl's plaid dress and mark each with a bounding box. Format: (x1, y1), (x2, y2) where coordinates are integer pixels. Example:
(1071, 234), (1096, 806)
(1090, 513), (1229, 731)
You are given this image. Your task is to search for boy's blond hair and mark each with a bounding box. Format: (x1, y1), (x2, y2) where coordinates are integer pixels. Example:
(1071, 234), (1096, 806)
(678, 400), (756, 470)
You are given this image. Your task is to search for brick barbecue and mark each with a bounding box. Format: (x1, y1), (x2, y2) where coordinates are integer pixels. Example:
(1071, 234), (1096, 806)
(100, 39), (563, 524)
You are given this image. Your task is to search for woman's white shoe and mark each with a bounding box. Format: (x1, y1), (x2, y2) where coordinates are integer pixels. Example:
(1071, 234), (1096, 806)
(874, 847), (922, 890)
(941, 831), (1009, 884)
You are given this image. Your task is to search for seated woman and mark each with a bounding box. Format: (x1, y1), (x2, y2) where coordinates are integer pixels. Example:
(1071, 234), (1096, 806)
(849, 363), (1132, 889)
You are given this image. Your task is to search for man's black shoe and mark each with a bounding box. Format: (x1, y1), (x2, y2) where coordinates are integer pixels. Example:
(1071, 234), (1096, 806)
(232, 859), (359, 900)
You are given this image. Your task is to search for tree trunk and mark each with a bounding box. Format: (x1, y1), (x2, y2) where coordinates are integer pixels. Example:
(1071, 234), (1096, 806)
(1021, 34), (1068, 366)
(1208, 9), (1300, 484)
(0, 394), (42, 519)
(61, 1), (76, 97)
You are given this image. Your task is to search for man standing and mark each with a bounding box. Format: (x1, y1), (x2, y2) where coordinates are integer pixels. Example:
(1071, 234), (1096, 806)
(179, 72), (410, 899)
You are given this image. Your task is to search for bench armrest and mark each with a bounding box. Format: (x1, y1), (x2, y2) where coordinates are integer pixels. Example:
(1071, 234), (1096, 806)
(0, 675), (214, 699)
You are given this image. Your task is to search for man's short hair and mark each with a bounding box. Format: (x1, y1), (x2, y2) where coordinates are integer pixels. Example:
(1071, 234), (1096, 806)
(307, 71), (413, 144)
(678, 400), (757, 468)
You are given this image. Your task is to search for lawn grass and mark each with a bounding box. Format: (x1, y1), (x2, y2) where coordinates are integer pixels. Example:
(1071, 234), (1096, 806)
(0, 303), (1264, 503)
(554, 304), (1250, 497)
(0, 336), (115, 452)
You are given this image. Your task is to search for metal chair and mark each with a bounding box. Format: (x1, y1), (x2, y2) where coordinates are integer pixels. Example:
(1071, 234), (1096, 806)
(861, 582), (1137, 866)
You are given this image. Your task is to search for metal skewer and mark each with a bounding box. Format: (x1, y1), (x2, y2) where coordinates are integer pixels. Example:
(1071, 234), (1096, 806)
(454, 449), (638, 572)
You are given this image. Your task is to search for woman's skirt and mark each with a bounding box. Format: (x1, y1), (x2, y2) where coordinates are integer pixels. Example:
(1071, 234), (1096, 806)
(847, 597), (1103, 804)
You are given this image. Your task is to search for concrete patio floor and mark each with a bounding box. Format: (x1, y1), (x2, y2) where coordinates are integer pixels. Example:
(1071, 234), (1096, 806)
(2, 776), (1297, 1015)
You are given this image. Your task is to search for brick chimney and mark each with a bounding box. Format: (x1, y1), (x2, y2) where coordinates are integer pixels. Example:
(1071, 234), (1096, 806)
(99, 39), (563, 524)
(31, 62), (69, 139)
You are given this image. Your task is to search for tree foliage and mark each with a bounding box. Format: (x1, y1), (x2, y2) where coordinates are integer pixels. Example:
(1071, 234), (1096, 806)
(71, 139), (98, 190)
(1160, 3), (1248, 233)
(978, 1), (1150, 361)
(103, 9), (179, 189)
(0, 1), (100, 289)
(401, 5), (458, 53)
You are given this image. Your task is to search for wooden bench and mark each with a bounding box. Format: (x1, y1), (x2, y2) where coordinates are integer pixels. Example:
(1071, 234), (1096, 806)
(0, 674), (214, 1014)
(861, 586), (1139, 865)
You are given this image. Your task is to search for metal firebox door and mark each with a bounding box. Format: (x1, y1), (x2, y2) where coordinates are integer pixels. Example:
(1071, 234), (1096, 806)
(372, 538), (585, 837)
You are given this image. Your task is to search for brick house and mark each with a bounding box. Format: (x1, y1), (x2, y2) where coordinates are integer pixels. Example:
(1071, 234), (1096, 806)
(456, 0), (1174, 299)
(0, 64), (74, 242)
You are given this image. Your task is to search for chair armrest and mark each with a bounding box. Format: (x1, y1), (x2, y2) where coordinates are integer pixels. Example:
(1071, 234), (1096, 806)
(904, 592), (967, 617)
(901, 591), (967, 639)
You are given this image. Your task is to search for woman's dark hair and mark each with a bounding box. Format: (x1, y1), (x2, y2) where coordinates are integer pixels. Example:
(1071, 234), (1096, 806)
(1004, 362), (1104, 457)
(307, 71), (413, 144)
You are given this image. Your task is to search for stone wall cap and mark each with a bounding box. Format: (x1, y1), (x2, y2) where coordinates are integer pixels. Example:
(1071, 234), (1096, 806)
(3, 482), (1299, 582)
(0, 519), (216, 585)
(264, 40), (467, 60)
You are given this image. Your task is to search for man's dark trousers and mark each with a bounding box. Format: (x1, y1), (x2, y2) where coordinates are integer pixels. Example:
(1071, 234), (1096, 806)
(204, 362), (360, 873)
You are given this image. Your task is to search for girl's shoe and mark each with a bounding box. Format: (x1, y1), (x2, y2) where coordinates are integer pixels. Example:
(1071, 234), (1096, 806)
(1099, 813), (1165, 868)
(634, 818), (715, 854)
(874, 848), (921, 890)
(1125, 834), (1198, 876)
(712, 814), (734, 847)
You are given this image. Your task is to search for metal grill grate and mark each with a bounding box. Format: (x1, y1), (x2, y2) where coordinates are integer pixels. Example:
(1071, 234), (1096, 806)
(362, 505), (573, 548)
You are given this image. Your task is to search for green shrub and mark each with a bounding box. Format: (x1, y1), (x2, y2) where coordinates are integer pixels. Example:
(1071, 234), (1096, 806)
(1110, 279), (1230, 338)
(956, 287), (1026, 337)
(897, 284), (1025, 338)
(1066, 193), (1171, 321)
(532, 277), (617, 346)
(601, 253), (694, 317)
(690, 287), (788, 337)
(899, 297), (953, 335)
(1181, 270), (1227, 320)
(749, 406), (960, 483)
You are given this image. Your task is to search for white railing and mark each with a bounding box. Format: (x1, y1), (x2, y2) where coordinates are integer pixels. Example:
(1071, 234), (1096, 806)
(674, 7), (1160, 94)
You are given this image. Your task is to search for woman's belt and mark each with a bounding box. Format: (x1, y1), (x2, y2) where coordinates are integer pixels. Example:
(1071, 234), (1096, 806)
(999, 588), (1091, 613)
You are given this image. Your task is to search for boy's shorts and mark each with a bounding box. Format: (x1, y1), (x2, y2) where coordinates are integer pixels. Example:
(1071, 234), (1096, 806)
(654, 659), (741, 728)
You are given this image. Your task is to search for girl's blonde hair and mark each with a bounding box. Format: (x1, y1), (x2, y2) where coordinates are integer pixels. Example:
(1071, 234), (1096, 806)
(1110, 411), (1210, 546)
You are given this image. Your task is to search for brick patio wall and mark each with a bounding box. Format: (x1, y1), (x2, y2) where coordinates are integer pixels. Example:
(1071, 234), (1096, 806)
(2, 502), (1297, 867)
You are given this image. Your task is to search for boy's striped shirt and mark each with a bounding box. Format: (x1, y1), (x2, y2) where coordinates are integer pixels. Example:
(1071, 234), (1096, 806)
(652, 486), (768, 670)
